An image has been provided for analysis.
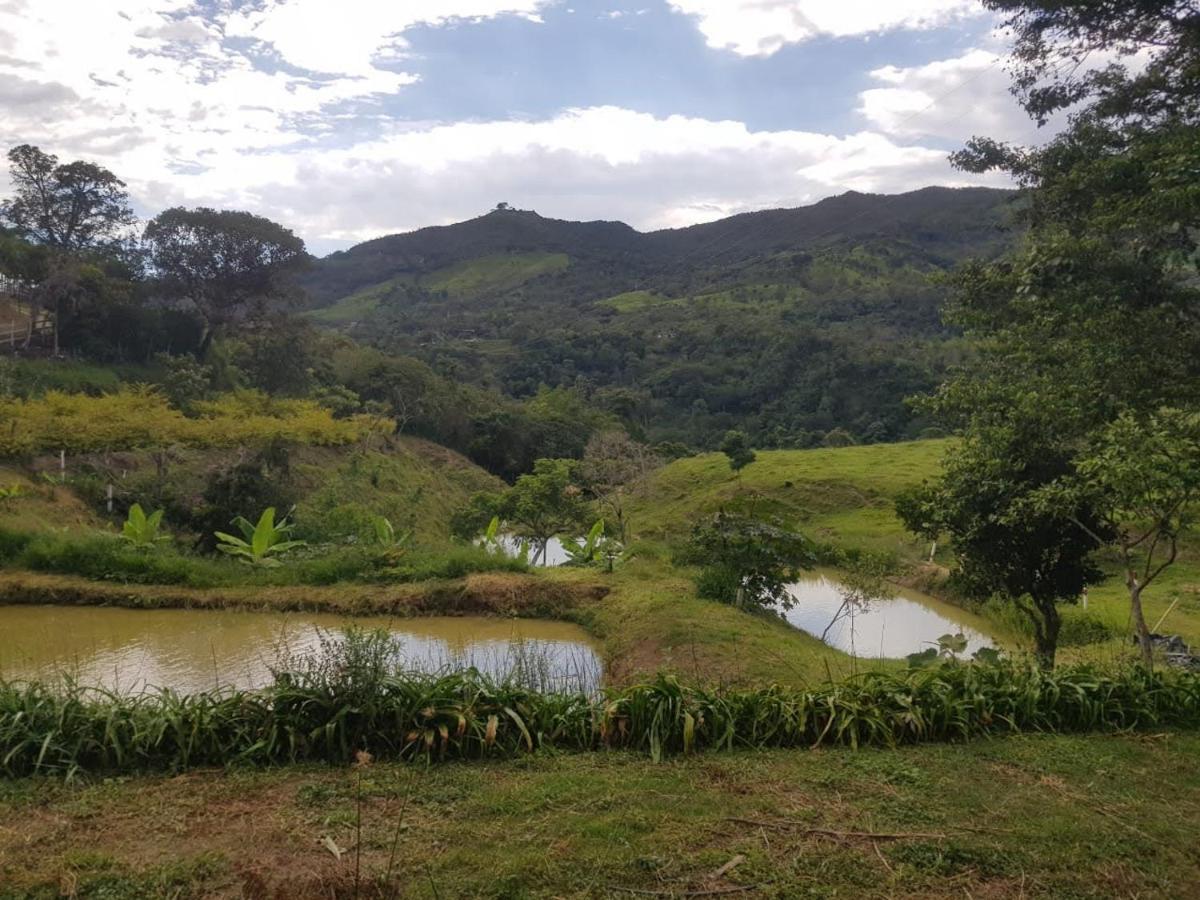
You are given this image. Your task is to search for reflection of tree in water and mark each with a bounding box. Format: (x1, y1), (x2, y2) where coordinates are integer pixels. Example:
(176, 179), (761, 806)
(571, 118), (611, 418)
(820, 561), (892, 665)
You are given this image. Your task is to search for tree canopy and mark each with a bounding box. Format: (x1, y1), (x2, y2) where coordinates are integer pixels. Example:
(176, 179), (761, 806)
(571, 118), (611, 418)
(144, 207), (308, 354)
(0, 145), (135, 254)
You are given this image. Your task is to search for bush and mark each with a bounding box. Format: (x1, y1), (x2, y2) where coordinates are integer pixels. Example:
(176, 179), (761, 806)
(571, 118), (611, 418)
(0, 527), (524, 588)
(1058, 610), (1121, 647)
(0, 387), (390, 455)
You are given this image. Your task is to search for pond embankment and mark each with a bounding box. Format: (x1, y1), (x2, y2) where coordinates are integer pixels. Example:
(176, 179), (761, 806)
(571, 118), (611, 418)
(0, 570), (608, 619)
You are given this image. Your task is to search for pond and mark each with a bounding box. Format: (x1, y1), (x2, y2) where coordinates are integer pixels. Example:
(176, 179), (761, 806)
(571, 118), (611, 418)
(0, 605), (603, 695)
(494, 535), (570, 566)
(782, 573), (995, 659)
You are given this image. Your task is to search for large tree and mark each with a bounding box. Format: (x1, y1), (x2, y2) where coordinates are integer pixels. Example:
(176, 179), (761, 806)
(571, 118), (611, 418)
(1, 145), (135, 253)
(0, 145), (136, 350)
(144, 207), (308, 356)
(914, 1), (1200, 665)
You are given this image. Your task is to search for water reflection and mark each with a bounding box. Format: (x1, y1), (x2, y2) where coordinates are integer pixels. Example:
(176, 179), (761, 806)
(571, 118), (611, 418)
(782, 574), (994, 658)
(0, 605), (602, 694)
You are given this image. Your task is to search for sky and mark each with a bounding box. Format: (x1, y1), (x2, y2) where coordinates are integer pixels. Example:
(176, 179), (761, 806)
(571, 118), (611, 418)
(0, 0), (1043, 255)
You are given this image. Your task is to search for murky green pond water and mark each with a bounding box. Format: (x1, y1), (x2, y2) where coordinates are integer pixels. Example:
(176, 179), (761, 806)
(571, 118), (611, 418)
(0, 605), (602, 694)
(783, 573), (996, 658)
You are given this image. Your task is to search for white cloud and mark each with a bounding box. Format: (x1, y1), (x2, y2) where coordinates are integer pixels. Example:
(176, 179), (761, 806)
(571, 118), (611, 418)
(667, 0), (984, 57)
(0, 2), (1009, 252)
(234, 106), (1009, 244)
(858, 48), (1018, 140)
(225, 0), (553, 76)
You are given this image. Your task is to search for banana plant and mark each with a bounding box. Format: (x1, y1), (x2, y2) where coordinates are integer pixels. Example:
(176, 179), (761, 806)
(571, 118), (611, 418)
(372, 515), (411, 548)
(215, 507), (306, 567)
(119, 503), (170, 549)
(561, 518), (609, 566)
(481, 515), (530, 563)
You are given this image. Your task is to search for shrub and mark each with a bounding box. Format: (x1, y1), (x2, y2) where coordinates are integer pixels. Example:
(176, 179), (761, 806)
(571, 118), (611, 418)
(0, 387), (390, 455)
(1057, 611), (1121, 647)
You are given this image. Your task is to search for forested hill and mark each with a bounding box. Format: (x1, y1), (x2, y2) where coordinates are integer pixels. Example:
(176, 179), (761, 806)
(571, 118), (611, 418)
(302, 186), (1018, 449)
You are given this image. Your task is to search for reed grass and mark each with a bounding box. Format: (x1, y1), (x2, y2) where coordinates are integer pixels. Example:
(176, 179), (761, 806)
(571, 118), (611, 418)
(2, 642), (1197, 777)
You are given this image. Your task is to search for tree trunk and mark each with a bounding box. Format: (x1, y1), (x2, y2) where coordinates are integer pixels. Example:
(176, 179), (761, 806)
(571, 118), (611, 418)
(197, 324), (215, 360)
(1128, 579), (1154, 668)
(1033, 598), (1061, 670)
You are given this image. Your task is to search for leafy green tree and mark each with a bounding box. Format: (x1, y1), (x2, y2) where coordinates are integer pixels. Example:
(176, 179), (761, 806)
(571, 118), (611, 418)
(1, 145), (135, 253)
(1, 145), (136, 352)
(719, 430), (756, 473)
(1038, 410), (1200, 667)
(683, 510), (814, 612)
(915, 1), (1200, 665)
(144, 207), (307, 356)
(457, 458), (592, 564)
(897, 429), (1112, 669)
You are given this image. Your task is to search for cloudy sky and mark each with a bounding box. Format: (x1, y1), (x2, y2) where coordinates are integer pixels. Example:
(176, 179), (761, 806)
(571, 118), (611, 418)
(0, 0), (1041, 255)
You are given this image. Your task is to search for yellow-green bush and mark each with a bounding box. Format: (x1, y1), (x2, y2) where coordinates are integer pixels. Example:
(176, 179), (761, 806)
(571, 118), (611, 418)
(0, 387), (390, 456)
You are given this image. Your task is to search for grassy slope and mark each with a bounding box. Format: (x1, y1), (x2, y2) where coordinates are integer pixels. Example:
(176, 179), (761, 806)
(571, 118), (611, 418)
(287, 437), (502, 542)
(303, 276), (410, 325)
(11, 436), (501, 544)
(2, 732), (1197, 898)
(423, 251), (569, 296)
(306, 252), (570, 327)
(629, 440), (950, 556)
(596, 289), (676, 312)
(627, 440), (1200, 657)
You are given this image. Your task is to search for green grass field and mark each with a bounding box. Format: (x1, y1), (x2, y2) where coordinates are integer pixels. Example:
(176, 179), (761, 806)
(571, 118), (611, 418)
(595, 289), (677, 312)
(3, 732), (1197, 898)
(627, 440), (1200, 661)
(304, 275), (415, 325)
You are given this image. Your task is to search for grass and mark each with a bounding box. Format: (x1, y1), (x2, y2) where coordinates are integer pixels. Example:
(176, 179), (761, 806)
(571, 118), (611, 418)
(2, 732), (1198, 897)
(596, 289), (677, 312)
(423, 252), (569, 297)
(628, 441), (1200, 663)
(3, 652), (1196, 776)
(304, 275), (414, 325)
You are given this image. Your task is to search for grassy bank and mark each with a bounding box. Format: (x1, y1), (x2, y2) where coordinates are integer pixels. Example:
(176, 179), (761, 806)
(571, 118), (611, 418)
(0, 570), (606, 619)
(2, 732), (1198, 897)
(630, 441), (1200, 654)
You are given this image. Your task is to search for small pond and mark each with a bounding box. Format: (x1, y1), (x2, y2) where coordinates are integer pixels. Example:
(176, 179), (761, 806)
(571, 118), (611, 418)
(494, 535), (570, 566)
(0, 605), (602, 695)
(783, 573), (995, 659)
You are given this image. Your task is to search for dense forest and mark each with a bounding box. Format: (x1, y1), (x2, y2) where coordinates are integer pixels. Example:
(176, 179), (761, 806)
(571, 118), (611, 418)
(303, 186), (1016, 448)
(0, 170), (1017, 477)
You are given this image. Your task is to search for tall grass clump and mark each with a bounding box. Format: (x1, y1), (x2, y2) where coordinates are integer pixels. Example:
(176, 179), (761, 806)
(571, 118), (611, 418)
(2, 652), (1197, 777)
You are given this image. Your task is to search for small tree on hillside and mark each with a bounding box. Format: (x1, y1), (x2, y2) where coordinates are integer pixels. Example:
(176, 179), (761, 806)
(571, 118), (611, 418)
(456, 458), (593, 564)
(684, 510), (815, 612)
(578, 430), (660, 542)
(897, 429), (1112, 669)
(720, 430), (756, 474)
(1041, 410), (1200, 667)
(144, 207), (307, 356)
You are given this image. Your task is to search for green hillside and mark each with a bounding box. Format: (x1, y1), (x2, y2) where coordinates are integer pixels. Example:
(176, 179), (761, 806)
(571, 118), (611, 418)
(303, 188), (1016, 449)
(424, 251), (569, 296)
(627, 440), (1200, 654)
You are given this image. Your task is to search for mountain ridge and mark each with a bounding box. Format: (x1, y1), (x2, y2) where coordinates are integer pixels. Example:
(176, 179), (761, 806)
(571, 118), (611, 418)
(303, 185), (1016, 305)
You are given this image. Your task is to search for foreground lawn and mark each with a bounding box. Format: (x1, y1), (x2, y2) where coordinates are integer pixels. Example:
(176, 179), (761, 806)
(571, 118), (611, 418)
(1, 732), (1197, 898)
